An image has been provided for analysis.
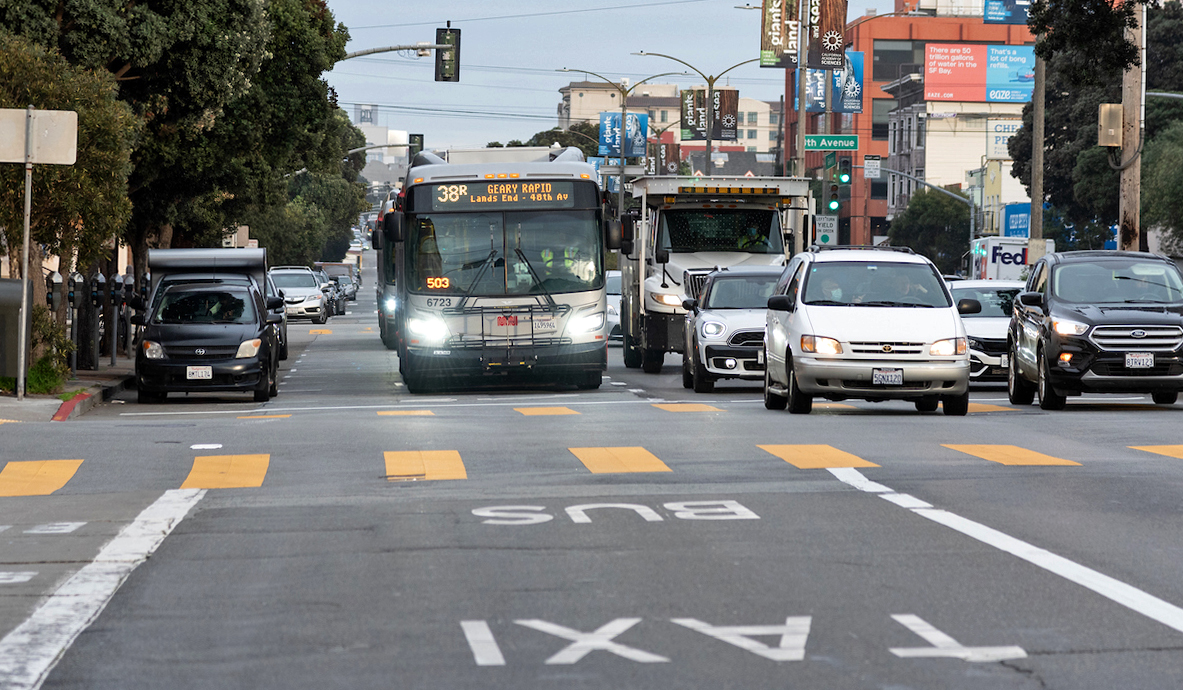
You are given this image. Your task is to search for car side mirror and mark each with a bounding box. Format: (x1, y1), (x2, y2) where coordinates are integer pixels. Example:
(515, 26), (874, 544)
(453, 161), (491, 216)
(767, 294), (795, 312)
(130, 313), (145, 326)
(956, 298), (982, 315)
(682, 298), (698, 312)
(321, 283), (332, 292)
(1018, 291), (1044, 309)
(129, 295), (147, 311)
(265, 296), (284, 310)
(654, 248), (670, 264)
(266, 313), (283, 325)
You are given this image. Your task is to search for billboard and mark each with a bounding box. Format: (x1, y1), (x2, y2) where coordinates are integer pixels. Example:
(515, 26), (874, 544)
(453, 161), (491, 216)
(925, 44), (1035, 103)
(984, 0), (1031, 24)
(598, 112), (648, 157)
(1003, 202), (1031, 238)
(680, 89), (739, 141)
(987, 119), (1021, 159)
(792, 51), (863, 114)
(760, 0), (799, 69)
(646, 143), (681, 176)
(807, 0), (848, 69)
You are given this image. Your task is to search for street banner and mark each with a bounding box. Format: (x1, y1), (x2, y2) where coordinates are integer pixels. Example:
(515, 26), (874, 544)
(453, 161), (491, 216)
(925, 44), (1035, 103)
(1003, 202), (1031, 237)
(807, 0), (848, 69)
(657, 143), (680, 175)
(984, 0), (1030, 24)
(792, 52), (863, 113)
(598, 112), (649, 157)
(680, 89), (739, 141)
(760, 0), (799, 69)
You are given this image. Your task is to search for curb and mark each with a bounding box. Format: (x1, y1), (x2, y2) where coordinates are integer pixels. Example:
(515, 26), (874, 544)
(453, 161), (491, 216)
(51, 376), (134, 421)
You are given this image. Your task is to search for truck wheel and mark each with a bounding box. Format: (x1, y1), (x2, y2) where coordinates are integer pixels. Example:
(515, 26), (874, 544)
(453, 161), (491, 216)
(641, 348), (664, 374)
(1037, 349), (1066, 410)
(1007, 346), (1035, 405)
(1152, 390), (1178, 405)
(623, 341), (642, 368)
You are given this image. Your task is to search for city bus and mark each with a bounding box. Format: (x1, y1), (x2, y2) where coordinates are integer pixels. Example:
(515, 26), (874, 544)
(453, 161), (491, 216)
(375, 146), (620, 393)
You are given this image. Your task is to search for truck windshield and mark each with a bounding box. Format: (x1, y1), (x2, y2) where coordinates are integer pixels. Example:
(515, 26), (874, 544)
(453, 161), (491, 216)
(658, 208), (782, 254)
(407, 210), (602, 295)
(802, 262), (951, 308)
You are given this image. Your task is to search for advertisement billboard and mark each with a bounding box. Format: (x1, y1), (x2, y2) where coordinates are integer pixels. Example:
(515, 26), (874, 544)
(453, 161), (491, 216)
(984, 0), (1031, 24)
(1003, 202), (1031, 238)
(598, 112), (649, 157)
(792, 52), (863, 114)
(760, 0), (799, 69)
(680, 89), (739, 141)
(925, 44), (1035, 103)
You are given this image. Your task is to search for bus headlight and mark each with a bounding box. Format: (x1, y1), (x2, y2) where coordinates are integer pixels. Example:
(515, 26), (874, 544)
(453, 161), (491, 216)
(570, 312), (605, 334)
(236, 339), (262, 358)
(408, 315), (449, 342)
(384, 297), (397, 313)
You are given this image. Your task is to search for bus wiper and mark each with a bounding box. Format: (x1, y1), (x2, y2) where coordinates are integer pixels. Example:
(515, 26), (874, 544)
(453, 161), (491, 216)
(457, 249), (498, 310)
(514, 248), (557, 309)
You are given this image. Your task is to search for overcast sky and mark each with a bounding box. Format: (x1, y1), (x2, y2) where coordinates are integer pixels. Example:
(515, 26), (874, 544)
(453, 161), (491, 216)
(323, 0), (894, 149)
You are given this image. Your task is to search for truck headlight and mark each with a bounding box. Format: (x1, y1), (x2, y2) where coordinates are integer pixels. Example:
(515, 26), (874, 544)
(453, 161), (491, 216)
(236, 339), (262, 358)
(408, 315), (448, 342)
(142, 340), (164, 360)
(701, 321), (726, 338)
(570, 312), (605, 334)
(801, 335), (842, 355)
(930, 337), (967, 356)
(649, 292), (683, 307)
(1052, 319), (1089, 336)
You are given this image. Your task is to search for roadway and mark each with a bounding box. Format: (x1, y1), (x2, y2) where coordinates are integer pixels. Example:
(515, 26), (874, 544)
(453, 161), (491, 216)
(1, 257), (1182, 689)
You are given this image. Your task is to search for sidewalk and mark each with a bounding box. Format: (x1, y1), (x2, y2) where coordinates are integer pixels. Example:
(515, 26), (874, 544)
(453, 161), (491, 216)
(0, 358), (135, 423)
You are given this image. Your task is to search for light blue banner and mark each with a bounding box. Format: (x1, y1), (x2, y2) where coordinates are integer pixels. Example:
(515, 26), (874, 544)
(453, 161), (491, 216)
(1003, 202), (1031, 238)
(598, 112), (649, 157)
(985, 45), (1035, 103)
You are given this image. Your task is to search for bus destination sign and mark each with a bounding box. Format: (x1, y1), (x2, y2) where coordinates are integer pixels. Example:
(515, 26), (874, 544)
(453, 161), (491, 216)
(431, 181), (575, 210)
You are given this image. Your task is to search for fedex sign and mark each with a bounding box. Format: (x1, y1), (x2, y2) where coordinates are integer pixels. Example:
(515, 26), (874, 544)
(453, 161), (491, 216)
(992, 245), (1027, 265)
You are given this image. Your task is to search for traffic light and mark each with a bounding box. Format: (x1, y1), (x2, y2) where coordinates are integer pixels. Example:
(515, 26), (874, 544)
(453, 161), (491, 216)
(838, 157), (852, 184)
(434, 27), (460, 82)
(827, 166), (840, 212)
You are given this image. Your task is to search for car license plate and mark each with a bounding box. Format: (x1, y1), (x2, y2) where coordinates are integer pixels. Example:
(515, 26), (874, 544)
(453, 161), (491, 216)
(999, 353), (1009, 368)
(186, 366), (213, 380)
(286, 307), (298, 315)
(872, 368), (903, 385)
(1126, 352), (1154, 368)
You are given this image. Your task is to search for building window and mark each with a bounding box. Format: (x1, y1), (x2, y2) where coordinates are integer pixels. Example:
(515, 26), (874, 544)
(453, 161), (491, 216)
(873, 40), (925, 82)
(870, 181), (888, 199)
(769, 130), (778, 140)
(747, 129), (758, 139)
(872, 99), (894, 140)
(661, 110), (668, 123)
(916, 118), (925, 145)
(770, 113), (779, 125)
(747, 112), (758, 124)
(888, 121), (896, 154)
(747, 146), (757, 152)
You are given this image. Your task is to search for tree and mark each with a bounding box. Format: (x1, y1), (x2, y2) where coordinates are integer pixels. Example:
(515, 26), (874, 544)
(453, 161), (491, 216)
(1141, 121), (1183, 252)
(524, 122), (602, 158)
(886, 188), (970, 274)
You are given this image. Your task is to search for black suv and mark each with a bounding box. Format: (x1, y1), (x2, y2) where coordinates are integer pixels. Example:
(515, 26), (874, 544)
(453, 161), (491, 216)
(1008, 251), (1183, 409)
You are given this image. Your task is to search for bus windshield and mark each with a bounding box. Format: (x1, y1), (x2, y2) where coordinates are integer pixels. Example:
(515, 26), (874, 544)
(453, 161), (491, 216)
(408, 210), (602, 295)
(658, 208), (782, 254)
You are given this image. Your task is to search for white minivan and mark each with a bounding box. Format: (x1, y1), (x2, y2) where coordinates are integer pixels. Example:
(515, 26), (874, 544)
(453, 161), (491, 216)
(763, 246), (981, 415)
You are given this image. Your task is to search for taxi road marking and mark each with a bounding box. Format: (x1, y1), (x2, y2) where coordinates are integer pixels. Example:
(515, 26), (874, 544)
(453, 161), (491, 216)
(0, 460), (84, 497)
(758, 445), (880, 469)
(516, 407), (579, 416)
(384, 450), (466, 480)
(1130, 445), (1183, 460)
(652, 403), (722, 412)
(377, 410), (435, 416)
(180, 454), (270, 489)
(237, 414), (291, 419)
(569, 447), (672, 474)
(942, 444), (1081, 466)
(309, 329), (332, 334)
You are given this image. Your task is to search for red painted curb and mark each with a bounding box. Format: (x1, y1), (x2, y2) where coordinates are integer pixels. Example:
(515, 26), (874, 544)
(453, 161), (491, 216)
(52, 393), (92, 422)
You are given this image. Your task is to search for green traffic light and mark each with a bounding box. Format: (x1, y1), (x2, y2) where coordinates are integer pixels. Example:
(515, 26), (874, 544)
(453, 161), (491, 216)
(838, 171), (851, 184)
(827, 197), (840, 211)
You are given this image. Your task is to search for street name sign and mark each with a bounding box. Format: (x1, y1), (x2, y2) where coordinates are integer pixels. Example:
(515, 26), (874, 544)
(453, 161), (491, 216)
(805, 135), (858, 151)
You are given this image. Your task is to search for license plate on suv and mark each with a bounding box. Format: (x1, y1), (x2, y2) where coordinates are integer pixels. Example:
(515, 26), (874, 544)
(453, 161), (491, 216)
(1125, 352), (1154, 368)
(872, 368), (904, 385)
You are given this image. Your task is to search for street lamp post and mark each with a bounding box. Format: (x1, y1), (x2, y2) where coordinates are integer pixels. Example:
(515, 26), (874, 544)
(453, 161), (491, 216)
(632, 52), (759, 176)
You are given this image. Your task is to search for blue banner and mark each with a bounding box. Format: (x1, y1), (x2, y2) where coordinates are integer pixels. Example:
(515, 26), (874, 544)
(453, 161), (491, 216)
(793, 51), (863, 114)
(984, 0), (1030, 24)
(1003, 202), (1031, 238)
(985, 45), (1035, 103)
(598, 112), (649, 157)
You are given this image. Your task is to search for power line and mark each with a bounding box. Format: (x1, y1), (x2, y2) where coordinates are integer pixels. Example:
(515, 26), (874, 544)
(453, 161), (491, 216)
(349, 0), (717, 30)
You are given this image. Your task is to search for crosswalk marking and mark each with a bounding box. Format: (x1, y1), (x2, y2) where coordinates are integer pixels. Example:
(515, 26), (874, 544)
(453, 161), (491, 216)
(652, 403), (722, 412)
(180, 454), (270, 489)
(237, 414), (291, 419)
(0, 460), (84, 497)
(966, 403), (1017, 413)
(758, 445), (880, 469)
(569, 447), (672, 474)
(377, 410), (435, 416)
(516, 407), (579, 416)
(942, 445), (1080, 466)
(1129, 445), (1183, 460)
(384, 450), (466, 480)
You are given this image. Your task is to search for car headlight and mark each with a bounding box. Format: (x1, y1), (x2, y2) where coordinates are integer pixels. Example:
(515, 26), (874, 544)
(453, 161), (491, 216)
(930, 337), (967, 356)
(649, 291), (683, 307)
(801, 335), (843, 355)
(304, 294), (322, 304)
(701, 321), (726, 338)
(142, 340), (164, 360)
(569, 312), (605, 334)
(408, 315), (449, 342)
(236, 339), (262, 358)
(1052, 319), (1089, 336)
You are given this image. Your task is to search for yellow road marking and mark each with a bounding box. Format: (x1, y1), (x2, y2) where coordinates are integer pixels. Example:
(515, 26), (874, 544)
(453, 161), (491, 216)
(758, 445), (880, 469)
(309, 329), (332, 334)
(0, 419), (21, 424)
(0, 460), (83, 497)
(363, 327), (373, 331)
(814, 403), (857, 410)
(943, 444), (1081, 466)
(652, 403), (722, 412)
(1130, 445), (1183, 459)
(377, 410), (435, 416)
(180, 454), (270, 489)
(516, 407), (579, 416)
(966, 403), (1017, 413)
(237, 414), (291, 419)
(569, 447), (672, 473)
(384, 450), (466, 480)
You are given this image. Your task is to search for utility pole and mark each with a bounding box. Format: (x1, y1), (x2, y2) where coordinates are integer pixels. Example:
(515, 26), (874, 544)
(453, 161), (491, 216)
(1028, 52), (1046, 265)
(1119, 3), (1146, 251)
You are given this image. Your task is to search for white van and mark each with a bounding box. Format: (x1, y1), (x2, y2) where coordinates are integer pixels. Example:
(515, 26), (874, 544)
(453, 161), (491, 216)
(763, 247), (981, 415)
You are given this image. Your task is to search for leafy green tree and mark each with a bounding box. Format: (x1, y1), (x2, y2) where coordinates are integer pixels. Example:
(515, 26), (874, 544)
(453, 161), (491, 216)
(1142, 121), (1183, 252)
(886, 188), (970, 274)
(524, 122), (602, 158)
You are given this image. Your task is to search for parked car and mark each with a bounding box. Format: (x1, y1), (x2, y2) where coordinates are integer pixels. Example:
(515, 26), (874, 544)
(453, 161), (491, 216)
(764, 246), (980, 415)
(948, 280), (1024, 383)
(682, 267), (781, 393)
(270, 266), (329, 324)
(316, 269), (347, 316)
(606, 270), (622, 342)
(1008, 250), (1183, 409)
(264, 273), (289, 360)
(333, 274), (358, 301)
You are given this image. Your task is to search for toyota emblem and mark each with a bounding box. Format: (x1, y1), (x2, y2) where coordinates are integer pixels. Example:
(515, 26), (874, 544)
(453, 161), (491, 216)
(1130, 330), (1147, 339)
(194, 348), (206, 355)
(882, 344), (894, 353)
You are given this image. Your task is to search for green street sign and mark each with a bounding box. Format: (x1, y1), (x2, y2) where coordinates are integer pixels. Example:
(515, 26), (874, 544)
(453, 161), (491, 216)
(824, 151), (836, 169)
(805, 135), (859, 151)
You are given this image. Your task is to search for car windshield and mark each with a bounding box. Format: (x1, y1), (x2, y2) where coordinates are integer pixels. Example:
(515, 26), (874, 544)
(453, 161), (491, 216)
(703, 275), (779, 309)
(802, 261), (952, 308)
(658, 208), (782, 254)
(951, 286), (1021, 318)
(271, 272), (318, 289)
(153, 286), (256, 324)
(1052, 260), (1183, 304)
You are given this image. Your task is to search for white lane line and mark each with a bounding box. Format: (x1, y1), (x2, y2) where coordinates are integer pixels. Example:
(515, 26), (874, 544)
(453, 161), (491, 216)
(460, 620), (506, 666)
(0, 489), (205, 690)
(828, 468), (1183, 635)
(191, 444), (222, 450)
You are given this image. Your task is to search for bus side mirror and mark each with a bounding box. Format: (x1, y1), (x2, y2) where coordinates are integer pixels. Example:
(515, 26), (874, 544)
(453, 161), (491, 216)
(621, 214), (636, 243)
(605, 219), (622, 250)
(383, 211), (403, 243)
(620, 239), (634, 256)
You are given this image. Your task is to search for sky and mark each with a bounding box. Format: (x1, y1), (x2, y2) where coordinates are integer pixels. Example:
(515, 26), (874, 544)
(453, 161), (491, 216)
(322, 0), (895, 150)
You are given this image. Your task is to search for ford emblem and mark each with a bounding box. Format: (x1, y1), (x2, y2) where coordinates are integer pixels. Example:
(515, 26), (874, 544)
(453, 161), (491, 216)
(1131, 330), (1147, 339)
(882, 344), (894, 353)
(194, 348), (205, 355)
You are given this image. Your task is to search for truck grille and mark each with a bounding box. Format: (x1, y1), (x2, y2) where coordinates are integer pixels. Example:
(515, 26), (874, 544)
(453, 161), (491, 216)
(848, 341), (926, 356)
(1089, 325), (1183, 351)
(728, 330), (764, 347)
(684, 271), (710, 299)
